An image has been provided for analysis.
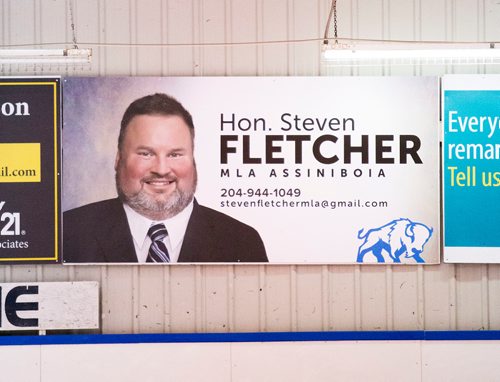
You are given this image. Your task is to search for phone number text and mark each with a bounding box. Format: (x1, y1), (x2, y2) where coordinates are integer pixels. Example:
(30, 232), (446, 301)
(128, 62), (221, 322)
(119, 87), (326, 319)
(220, 188), (301, 198)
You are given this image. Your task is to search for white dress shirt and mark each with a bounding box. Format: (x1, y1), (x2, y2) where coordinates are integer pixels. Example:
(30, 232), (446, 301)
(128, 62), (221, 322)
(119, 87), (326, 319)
(122, 201), (194, 263)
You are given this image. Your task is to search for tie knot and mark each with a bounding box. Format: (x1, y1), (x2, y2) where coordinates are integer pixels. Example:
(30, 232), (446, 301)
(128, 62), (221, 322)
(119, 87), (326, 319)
(148, 223), (168, 242)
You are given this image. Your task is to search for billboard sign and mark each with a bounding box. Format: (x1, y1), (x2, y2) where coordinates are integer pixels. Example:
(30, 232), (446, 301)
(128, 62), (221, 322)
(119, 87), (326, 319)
(62, 77), (440, 264)
(0, 77), (61, 264)
(443, 75), (500, 263)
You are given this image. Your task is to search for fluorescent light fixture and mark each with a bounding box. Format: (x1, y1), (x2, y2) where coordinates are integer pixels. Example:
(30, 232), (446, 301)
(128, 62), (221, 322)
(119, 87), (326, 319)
(322, 42), (500, 65)
(0, 48), (92, 65)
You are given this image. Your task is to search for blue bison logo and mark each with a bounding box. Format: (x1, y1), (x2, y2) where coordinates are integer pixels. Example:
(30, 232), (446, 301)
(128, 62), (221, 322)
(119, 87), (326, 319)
(357, 218), (433, 263)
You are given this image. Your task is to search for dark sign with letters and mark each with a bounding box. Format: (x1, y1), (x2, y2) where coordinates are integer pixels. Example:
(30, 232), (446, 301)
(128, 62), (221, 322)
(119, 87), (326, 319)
(0, 77), (61, 263)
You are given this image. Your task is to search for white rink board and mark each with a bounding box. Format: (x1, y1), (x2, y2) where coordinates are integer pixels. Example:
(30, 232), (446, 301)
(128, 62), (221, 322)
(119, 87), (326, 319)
(2, 339), (500, 382)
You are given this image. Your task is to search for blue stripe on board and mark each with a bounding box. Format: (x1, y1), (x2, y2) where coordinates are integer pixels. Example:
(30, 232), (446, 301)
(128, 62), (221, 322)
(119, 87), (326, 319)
(1, 330), (500, 346)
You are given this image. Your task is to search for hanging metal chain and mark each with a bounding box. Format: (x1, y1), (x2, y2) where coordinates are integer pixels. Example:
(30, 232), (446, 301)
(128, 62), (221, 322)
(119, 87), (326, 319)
(333, 0), (338, 44)
(323, 0), (338, 45)
(68, 0), (78, 49)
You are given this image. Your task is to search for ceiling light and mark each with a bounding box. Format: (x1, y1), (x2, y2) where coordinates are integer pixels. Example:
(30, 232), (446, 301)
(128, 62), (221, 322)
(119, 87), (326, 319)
(322, 42), (500, 66)
(0, 48), (92, 65)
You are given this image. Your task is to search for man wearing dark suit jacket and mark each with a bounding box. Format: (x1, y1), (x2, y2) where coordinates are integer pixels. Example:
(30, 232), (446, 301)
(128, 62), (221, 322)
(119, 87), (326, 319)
(63, 93), (268, 263)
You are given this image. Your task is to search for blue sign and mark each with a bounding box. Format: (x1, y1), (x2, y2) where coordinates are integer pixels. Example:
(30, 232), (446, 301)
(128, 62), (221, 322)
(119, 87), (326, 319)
(443, 88), (500, 260)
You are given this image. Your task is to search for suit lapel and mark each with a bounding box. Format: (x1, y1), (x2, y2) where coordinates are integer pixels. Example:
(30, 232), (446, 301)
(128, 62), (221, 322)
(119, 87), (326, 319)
(178, 200), (216, 262)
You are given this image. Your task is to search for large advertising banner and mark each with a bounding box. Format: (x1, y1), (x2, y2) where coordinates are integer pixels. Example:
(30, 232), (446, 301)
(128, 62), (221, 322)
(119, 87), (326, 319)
(62, 77), (439, 264)
(443, 75), (500, 263)
(0, 77), (61, 264)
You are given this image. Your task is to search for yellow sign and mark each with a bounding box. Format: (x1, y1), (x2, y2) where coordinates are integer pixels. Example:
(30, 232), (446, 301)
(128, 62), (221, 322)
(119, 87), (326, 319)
(0, 143), (41, 183)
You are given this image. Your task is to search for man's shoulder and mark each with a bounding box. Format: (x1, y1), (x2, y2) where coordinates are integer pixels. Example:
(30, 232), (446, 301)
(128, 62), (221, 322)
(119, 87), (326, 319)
(181, 200), (268, 262)
(64, 198), (123, 220)
(194, 202), (258, 233)
(63, 198), (136, 263)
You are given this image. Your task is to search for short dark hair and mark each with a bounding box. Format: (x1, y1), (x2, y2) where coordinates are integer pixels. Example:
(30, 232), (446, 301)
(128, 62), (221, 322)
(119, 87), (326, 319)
(118, 93), (194, 151)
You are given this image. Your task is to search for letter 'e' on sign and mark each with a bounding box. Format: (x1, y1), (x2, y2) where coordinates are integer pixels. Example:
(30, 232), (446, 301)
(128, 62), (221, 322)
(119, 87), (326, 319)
(0, 282), (99, 331)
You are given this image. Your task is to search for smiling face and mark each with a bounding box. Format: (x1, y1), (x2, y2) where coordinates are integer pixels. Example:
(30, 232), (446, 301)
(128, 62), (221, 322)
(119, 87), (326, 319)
(115, 114), (197, 220)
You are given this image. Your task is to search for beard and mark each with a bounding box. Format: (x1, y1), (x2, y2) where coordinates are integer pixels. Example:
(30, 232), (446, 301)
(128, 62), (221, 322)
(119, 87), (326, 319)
(116, 166), (197, 221)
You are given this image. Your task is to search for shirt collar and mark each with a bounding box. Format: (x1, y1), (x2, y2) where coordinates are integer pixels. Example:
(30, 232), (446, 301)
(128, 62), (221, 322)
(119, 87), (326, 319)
(123, 200), (194, 251)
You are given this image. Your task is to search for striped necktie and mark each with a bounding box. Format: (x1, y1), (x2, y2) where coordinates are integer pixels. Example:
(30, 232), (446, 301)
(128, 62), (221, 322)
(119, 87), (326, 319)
(147, 223), (170, 263)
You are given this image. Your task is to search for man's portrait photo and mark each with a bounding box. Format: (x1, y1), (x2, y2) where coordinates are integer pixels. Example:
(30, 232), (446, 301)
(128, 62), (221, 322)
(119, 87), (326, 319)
(63, 78), (267, 263)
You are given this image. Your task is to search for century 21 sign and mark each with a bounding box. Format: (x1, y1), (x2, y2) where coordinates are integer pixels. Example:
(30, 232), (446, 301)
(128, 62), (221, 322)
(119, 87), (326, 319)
(0, 78), (61, 263)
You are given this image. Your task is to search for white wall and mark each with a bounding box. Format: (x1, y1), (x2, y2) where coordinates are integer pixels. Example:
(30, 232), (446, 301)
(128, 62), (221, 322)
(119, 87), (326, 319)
(2, 339), (500, 382)
(1, 0), (500, 335)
